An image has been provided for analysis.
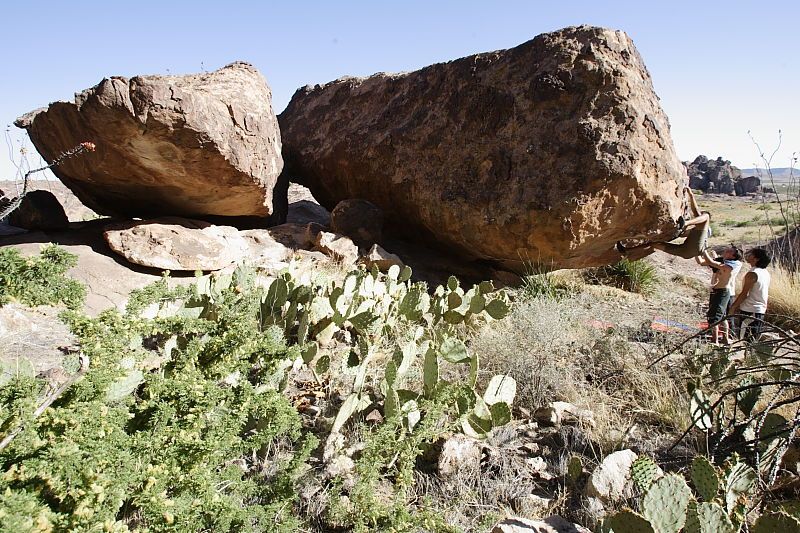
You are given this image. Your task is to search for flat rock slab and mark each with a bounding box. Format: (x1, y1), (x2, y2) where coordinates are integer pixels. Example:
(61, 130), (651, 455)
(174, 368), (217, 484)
(280, 25), (686, 271)
(16, 62), (283, 219)
(104, 217), (249, 271)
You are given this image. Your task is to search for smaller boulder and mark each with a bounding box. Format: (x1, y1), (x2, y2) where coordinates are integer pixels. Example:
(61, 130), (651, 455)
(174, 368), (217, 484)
(104, 217), (249, 271)
(330, 199), (383, 247)
(267, 222), (313, 250)
(438, 434), (482, 477)
(305, 222), (326, 248)
(361, 244), (404, 272)
(314, 231), (360, 265)
(585, 449), (638, 502)
(734, 175), (761, 196)
(491, 516), (591, 533)
(7, 190), (69, 231)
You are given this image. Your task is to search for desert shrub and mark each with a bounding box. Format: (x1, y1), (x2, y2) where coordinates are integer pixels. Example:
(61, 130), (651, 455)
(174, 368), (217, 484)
(586, 258), (659, 295)
(0, 274), (315, 532)
(0, 261), (518, 531)
(474, 291), (687, 455)
(0, 245), (85, 309)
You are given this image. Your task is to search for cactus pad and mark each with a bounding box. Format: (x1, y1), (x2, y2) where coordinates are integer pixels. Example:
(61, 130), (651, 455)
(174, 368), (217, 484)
(690, 456), (720, 502)
(604, 510), (655, 533)
(631, 456), (661, 492)
(753, 512), (800, 533)
(642, 473), (691, 533)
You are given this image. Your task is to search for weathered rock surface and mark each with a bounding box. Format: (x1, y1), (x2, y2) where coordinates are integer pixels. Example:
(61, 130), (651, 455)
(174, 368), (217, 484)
(16, 62), (283, 219)
(585, 449), (639, 502)
(330, 199), (383, 247)
(491, 516), (590, 533)
(104, 218), (249, 271)
(280, 25), (685, 271)
(8, 190), (69, 231)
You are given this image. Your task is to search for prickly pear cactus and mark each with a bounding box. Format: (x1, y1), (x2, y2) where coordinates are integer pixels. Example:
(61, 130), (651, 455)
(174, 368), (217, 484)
(685, 502), (736, 533)
(642, 474), (691, 533)
(604, 509), (655, 533)
(690, 456), (720, 502)
(566, 455), (583, 487)
(631, 456), (661, 492)
(753, 511), (800, 533)
(724, 461), (757, 513)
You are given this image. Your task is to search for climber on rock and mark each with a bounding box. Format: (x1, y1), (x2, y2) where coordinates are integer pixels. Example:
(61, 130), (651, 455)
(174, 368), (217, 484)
(616, 187), (711, 260)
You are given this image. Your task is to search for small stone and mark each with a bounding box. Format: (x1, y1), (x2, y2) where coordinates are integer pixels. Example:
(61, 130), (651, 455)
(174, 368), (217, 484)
(438, 434), (482, 477)
(491, 515), (591, 533)
(520, 443), (541, 456)
(361, 244), (404, 272)
(534, 402), (595, 428)
(314, 231), (360, 265)
(365, 409), (384, 425)
(585, 449), (638, 502)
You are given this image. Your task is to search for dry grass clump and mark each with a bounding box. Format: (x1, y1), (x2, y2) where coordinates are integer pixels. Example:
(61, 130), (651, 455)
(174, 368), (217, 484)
(767, 265), (800, 321)
(472, 289), (688, 453)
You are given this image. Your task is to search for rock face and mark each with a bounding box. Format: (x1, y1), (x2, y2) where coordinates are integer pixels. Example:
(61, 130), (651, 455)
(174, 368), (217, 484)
(279, 25), (685, 271)
(686, 155), (742, 195)
(104, 218), (250, 271)
(7, 190), (69, 231)
(16, 62), (283, 220)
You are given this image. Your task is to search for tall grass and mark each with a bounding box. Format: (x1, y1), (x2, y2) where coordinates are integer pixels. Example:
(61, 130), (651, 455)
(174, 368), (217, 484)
(767, 265), (800, 321)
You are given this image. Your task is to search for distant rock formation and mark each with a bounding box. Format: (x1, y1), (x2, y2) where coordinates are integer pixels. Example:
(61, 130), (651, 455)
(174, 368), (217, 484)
(685, 155), (760, 196)
(15, 62), (284, 221)
(280, 25), (686, 271)
(734, 175), (761, 196)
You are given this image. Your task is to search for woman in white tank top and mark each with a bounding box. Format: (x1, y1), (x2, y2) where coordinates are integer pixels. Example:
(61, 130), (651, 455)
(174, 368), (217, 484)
(730, 248), (772, 340)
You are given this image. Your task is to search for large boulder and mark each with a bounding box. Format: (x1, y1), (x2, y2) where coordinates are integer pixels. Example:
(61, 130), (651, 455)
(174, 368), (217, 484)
(279, 26), (686, 271)
(8, 190), (69, 231)
(15, 62), (283, 220)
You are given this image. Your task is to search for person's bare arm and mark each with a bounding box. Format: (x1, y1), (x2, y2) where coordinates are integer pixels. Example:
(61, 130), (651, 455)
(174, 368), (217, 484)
(730, 271), (756, 313)
(696, 249), (719, 267)
(685, 187), (702, 217)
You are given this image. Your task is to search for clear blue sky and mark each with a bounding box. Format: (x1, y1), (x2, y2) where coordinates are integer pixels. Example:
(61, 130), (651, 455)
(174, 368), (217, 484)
(2, 0), (798, 182)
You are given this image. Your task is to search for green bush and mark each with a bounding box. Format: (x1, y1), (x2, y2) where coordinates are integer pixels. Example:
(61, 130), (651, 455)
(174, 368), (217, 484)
(0, 275), (314, 531)
(0, 245), (85, 309)
(0, 261), (515, 531)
